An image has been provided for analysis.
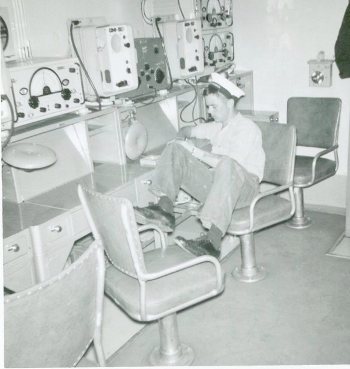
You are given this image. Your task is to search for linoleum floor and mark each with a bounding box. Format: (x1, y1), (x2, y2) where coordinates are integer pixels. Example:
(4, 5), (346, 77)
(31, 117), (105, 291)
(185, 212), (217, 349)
(107, 210), (350, 366)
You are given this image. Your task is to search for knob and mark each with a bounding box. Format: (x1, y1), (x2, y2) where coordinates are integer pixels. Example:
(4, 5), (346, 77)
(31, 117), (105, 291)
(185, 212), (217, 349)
(55, 103), (61, 109)
(311, 71), (325, 85)
(50, 225), (62, 232)
(69, 67), (76, 73)
(155, 68), (165, 84)
(144, 63), (150, 70)
(126, 67), (131, 74)
(73, 98), (80, 103)
(154, 47), (159, 54)
(145, 74), (151, 81)
(17, 112), (25, 118)
(8, 244), (20, 252)
(124, 42), (130, 48)
(61, 88), (71, 100)
(40, 107), (47, 113)
(28, 96), (39, 109)
(43, 85), (51, 95)
(116, 80), (128, 87)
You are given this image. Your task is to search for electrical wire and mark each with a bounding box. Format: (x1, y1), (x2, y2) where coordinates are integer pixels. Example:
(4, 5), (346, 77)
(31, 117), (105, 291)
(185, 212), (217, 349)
(177, 0), (185, 19)
(1, 94), (15, 150)
(69, 21), (102, 111)
(179, 79), (206, 125)
(136, 87), (158, 106)
(154, 18), (174, 90)
(141, 0), (152, 25)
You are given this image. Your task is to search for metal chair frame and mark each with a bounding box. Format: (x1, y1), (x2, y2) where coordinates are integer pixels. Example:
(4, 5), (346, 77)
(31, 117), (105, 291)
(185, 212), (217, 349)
(78, 185), (224, 366)
(286, 97), (341, 229)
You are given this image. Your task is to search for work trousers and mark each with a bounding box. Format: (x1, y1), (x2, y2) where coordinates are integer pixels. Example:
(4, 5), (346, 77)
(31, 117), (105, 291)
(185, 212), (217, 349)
(150, 142), (259, 234)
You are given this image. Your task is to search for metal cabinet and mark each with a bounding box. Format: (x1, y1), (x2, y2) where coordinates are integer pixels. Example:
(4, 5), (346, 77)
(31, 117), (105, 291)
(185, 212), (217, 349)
(3, 229), (36, 291)
(30, 213), (75, 282)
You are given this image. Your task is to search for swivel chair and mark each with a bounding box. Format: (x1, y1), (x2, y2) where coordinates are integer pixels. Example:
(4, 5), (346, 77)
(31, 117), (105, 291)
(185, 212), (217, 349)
(226, 122), (297, 282)
(78, 185), (224, 366)
(286, 97), (341, 229)
(4, 241), (106, 367)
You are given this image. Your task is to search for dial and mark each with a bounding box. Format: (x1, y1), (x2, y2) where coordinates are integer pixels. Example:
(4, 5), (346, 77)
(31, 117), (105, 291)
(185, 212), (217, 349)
(30, 68), (62, 97)
(0, 15), (9, 51)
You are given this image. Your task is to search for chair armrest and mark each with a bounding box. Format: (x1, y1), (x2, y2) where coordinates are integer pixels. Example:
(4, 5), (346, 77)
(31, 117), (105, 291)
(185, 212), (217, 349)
(310, 145), (338, 183)
(140, 255), (223, 291)
(137, 224), (167, 250)
(248, 182), (295, 232)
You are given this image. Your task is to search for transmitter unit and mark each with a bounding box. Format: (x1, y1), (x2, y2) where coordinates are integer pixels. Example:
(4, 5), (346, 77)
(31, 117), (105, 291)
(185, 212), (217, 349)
(119, 38), (170, 100)
(72, 24), (138, 99)
(159, 19), (204, 79)
(7, 57), (85, 127)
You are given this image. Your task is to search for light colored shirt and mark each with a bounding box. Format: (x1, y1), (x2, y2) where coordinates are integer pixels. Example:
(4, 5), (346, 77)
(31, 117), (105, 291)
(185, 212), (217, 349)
(190, 113), (265, 181)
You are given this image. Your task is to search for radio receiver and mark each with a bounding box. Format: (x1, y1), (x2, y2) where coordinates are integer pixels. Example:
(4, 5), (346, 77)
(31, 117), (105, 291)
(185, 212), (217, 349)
(72, 24), (138, 99)
(159, 19), (204, 80)
(203, 31), (234, 70)
(119, 38), (170, 100)
(200, 0), (233, 30)
(7, 57), (85, 127)
(0, 6), (16, 61)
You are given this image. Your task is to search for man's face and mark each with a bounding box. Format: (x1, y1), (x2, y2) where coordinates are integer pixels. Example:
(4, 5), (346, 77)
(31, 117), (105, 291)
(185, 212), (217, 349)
(205, 93), (232, 124)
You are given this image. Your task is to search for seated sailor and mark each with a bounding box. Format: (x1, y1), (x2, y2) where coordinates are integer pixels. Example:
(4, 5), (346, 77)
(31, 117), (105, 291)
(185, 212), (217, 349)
(135, 72), (265, 258)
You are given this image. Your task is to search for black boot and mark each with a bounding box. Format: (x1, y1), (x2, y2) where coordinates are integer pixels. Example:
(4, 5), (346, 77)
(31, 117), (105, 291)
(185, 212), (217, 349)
(134, 203), (175, 232)
(175, 235), (220, 258)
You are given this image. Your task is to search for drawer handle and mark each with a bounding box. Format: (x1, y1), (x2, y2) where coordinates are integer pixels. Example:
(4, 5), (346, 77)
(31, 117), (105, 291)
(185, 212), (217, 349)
(50, 225), (63, 233)
(8, 244), (20, 252)
(141, 179), (152, 185)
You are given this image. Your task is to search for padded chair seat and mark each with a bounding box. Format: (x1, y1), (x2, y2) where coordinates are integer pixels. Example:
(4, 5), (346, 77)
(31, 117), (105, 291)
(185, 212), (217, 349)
(227, 195), (292, 234)
(294, 156), (336, 186)
(105, 245), (224, 321)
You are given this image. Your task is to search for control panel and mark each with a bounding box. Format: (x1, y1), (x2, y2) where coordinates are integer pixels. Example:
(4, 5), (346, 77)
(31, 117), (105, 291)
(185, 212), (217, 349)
(159, 19), (204, 79)
(7, 57), (85, 127)
(72, 24), (138, 99)
(119, 38), (170, 100)
(203, 31), (234, 69)
(200, 0), (233, 30)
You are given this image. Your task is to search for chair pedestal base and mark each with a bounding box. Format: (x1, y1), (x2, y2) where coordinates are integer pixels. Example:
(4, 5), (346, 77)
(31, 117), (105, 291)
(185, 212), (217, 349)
(232, 233), (266, 283)
(232, 265), (266, 283)
(286, 187), (312, 229)
(286, 215), (311, 229)
(149, 313), (194, 366)
(149, 343), (194, 366)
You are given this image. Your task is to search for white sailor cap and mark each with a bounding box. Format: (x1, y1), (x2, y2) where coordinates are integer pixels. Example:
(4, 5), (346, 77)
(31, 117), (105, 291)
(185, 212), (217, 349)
(209, 72), (245, 99)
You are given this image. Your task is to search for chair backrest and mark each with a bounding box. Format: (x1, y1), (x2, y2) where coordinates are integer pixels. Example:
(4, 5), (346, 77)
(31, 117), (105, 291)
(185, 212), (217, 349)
(78, 185), (146, 278)
(256, 121), (296, 186)
(287, 97), (341, 148)
(4, 241), (105, 368)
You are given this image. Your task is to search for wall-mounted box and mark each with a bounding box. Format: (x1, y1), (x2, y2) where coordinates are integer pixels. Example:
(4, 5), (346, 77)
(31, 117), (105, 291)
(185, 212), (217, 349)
(308, 58), (333, 87)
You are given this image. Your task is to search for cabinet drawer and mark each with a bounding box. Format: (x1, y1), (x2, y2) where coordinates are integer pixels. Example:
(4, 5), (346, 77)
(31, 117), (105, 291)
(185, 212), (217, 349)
(135, 172), (156, 207)
(3, 232), (31, 264)
(4, 254), (35, 292)
(36, 214), (71, 243)
(71, 207), (90, 238)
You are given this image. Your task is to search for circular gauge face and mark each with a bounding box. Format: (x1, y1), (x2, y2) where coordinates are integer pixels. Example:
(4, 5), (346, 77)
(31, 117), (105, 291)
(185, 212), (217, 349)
(0, 16), (9, 51)
(62, 79), (69, 86)
(31, 68), (62, 97)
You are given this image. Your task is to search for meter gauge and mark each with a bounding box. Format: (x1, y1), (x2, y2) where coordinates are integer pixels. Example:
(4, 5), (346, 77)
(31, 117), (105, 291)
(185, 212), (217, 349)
(0, 15), (9, 51)
(62, 78), (69, 86)
(30, 67), (65, 97)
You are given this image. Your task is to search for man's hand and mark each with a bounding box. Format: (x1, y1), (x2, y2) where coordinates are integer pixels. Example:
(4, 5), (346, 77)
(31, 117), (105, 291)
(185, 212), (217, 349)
(177, 126), (192, 139)
(176, 139), (195, 152)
